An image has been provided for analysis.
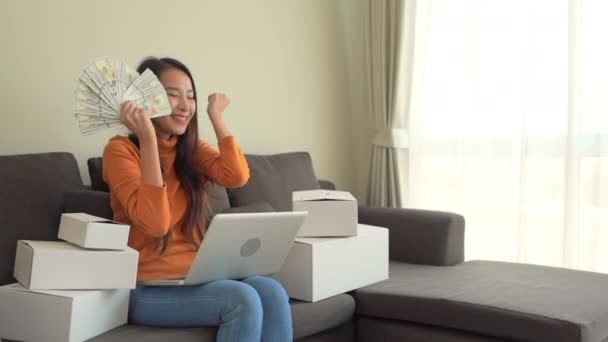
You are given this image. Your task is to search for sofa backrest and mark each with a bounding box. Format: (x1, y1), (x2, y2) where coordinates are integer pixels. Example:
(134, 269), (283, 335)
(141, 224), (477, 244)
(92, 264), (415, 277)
(0, 151), (332, 286)
(88, 151), (324, 213)
(228, 152), (321, 211)
(0, 152), (85, 285)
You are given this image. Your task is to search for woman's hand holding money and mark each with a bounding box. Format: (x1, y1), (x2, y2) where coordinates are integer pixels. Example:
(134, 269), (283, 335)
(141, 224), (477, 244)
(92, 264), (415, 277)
(120, 101), (156, 142)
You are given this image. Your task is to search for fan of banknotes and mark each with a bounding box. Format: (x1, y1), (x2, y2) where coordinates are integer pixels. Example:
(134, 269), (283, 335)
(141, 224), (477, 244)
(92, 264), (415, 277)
(74, 57), (171, 135)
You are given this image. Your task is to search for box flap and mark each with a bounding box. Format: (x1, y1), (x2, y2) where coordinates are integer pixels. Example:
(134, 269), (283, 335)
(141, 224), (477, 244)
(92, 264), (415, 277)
(294, 236), (354, 245)
(19, 240), (84, 252)
(63, 212), (125, 225)
(293, 190), (356, 202)
(294, 225), (386, 245)
(18, 240), (138, 254)
(1, 283), (86, 299)
(14, 241), (34, 288)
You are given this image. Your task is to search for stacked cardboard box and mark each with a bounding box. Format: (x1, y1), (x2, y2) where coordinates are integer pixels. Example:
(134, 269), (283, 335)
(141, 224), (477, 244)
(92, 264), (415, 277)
(272, 190), (389, 302)
(0, 213), (138, 342)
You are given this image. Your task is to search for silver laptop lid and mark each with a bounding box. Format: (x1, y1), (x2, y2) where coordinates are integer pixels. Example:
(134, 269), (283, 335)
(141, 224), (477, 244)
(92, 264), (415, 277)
(183, 211), (307, 286)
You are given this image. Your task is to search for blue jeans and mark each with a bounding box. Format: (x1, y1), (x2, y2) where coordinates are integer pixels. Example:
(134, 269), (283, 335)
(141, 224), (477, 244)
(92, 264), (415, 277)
(129, 276), (292, 342)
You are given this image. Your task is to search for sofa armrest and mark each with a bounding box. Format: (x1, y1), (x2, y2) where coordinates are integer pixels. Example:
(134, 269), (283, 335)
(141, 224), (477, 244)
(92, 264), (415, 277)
(318, 179), (336, 190)
(358, 206), (465, 266)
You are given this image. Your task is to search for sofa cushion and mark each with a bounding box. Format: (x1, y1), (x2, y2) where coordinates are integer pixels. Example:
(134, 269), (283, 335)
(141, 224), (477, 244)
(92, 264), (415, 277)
(229, 152), (320, 211)
(88, 156), (108, 192)
(354, 261), (608, 342)
(206, 183), (231, 214)
(86, 326), (213, 342)
(0, 152), (85, 286)
(63, 190), (113, 219)
(291, 294), (355, 339)
(89, 294), (355, 341)
(357, 316), (505, 342)
(221, 202), (274, 214)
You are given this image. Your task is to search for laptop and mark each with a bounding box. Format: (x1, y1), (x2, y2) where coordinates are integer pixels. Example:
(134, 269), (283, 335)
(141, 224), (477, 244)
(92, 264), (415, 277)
(138, 211), (307, 286)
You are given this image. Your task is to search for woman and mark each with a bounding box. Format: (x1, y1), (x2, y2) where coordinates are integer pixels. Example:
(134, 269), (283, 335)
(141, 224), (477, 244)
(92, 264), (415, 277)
(103, 57), (292, 341)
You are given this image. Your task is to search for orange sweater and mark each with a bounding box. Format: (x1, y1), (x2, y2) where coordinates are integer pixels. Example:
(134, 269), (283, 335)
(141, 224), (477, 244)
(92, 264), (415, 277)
(102, 135), (249, 281)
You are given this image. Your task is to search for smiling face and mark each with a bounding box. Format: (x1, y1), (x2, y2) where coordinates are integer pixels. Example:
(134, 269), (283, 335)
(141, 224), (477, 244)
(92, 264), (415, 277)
(152, 68), (197, 140)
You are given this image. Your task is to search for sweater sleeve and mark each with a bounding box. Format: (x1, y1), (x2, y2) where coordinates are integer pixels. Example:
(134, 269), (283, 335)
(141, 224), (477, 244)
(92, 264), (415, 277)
(102, 138), (171, 237)
(197, 136), (250, 188)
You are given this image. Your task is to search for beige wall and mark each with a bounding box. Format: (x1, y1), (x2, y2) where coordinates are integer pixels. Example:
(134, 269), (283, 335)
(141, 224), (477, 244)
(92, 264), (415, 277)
(335, 0), (372, 204)
(0, 0), (369, 201)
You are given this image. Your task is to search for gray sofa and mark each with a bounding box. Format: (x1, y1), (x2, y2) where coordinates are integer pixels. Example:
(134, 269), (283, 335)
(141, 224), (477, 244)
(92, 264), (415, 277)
(2, 151), (608, 342)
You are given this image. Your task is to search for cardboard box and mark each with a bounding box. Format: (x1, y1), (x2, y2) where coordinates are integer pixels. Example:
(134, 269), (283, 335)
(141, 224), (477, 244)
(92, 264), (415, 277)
(14, 240), (138, 290)
(0, 283), (129, 342)
(271, 224), (388, 302)
(292, 190), (358, 237)
(59, 212), (130, 250)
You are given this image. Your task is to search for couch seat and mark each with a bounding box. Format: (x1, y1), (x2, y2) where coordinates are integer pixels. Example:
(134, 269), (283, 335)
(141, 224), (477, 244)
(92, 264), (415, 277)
(88, 293), (355, 341)
(354, 261), (608, 342)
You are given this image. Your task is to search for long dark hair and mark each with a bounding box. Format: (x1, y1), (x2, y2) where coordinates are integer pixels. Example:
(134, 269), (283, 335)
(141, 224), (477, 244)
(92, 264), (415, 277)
(129, 57), (209, 253)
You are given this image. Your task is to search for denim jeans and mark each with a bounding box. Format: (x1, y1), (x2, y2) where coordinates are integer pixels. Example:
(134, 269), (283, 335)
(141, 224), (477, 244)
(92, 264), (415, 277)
(129, 276), (292, 342)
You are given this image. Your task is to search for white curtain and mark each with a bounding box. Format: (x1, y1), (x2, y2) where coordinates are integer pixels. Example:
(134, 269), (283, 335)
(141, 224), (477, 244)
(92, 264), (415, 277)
(365, 0), (413, 208)
(407, 0), (608, 273)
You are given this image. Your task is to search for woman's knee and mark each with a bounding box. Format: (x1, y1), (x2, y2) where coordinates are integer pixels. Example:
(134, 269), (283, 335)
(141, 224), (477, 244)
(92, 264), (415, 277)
(219, 280), (263, 316)
(242, 276), (289, 303)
